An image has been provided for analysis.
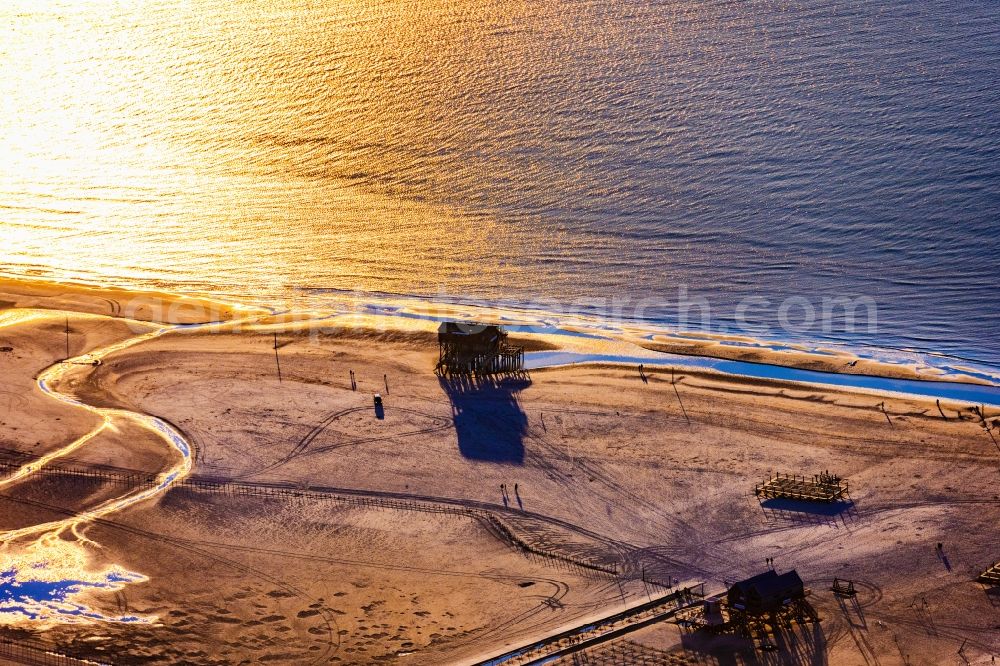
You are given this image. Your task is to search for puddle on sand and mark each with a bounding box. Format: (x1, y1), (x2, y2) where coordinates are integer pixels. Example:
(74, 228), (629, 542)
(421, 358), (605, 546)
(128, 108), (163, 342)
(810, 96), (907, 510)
(525, 350), (1000, 408)
(0, 537), (151, 626)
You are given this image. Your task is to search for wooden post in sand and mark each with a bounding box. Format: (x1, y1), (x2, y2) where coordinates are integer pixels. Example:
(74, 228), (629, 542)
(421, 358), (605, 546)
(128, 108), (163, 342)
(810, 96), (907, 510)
(879, 402), (893, 427)
(64, 316), (70, 359)
(273, 333), (282, 383)
(976, 404), (1000, 453)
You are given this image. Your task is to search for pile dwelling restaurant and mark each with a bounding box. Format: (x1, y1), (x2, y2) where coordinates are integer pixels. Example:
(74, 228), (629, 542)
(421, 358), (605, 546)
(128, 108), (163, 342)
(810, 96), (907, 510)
(437, 322), (524, 376)
(727, 570), (806, 615)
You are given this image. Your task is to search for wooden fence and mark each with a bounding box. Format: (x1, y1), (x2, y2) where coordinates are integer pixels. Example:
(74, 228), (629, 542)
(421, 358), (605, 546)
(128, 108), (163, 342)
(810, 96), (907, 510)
(0, 462), (618, 577)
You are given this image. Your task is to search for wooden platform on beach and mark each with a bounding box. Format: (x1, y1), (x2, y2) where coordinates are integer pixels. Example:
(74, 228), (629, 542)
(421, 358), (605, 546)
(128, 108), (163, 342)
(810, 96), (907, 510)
(980, 562), (1000, 586)
(755, 472), (849, 503)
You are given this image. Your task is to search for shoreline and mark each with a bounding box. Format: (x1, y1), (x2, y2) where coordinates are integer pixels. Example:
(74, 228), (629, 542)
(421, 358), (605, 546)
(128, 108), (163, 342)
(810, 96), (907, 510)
(0, 274), (261, 325)
(1, 274), (996, 395)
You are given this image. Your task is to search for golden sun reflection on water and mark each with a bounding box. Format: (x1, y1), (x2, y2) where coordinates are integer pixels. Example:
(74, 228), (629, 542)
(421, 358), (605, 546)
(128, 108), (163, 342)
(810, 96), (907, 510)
(1, 0), (522, 295)
(6, 2), (998, 375)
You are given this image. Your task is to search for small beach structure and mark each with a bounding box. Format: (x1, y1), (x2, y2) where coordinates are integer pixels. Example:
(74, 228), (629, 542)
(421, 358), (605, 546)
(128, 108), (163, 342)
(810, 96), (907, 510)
(755, 471), (849, 503)
(436, 322), (523, 376)
(728, 570), (805, 615)
(831, 578), (857, 597)
(979, 561), (1000, 586)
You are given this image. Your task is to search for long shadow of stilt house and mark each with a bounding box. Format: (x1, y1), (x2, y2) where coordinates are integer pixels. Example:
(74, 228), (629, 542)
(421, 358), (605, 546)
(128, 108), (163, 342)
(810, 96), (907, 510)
(436, 322), (529, 464)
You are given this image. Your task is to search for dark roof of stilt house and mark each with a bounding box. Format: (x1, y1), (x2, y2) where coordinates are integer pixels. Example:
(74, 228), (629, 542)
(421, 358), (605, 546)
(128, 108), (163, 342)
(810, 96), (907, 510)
(727, 570), (804, 613)
(437, 321), (505, 343)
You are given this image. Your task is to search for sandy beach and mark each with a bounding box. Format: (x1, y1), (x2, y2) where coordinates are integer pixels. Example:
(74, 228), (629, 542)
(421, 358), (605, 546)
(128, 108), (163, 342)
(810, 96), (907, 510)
(1, 279), (998, 665)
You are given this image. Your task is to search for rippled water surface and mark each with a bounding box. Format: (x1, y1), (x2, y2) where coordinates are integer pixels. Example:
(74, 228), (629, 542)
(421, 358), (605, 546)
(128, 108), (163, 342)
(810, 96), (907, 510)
(1, 0), (998, 363)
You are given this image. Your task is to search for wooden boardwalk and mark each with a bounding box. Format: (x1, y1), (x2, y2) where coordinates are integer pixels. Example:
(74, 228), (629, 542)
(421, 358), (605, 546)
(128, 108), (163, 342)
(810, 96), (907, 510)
(469, 584), (706, 666)
(0, 637), (108, 666)
(755, 472), (849, 503)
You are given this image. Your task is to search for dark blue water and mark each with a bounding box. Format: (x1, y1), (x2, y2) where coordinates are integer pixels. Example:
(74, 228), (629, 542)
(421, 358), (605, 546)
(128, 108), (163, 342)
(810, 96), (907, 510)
(1, 566), (147, 624)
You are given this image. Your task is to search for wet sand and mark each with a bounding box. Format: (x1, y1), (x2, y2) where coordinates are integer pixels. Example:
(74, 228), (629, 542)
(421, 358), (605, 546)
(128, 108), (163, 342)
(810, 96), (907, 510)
(1, 279), (999, 664)
(0, 275), (254, 324)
